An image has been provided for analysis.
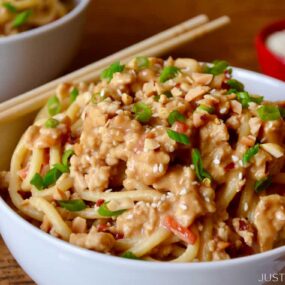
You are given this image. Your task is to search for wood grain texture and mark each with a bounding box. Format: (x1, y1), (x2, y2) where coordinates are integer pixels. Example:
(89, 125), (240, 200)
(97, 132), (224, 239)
(1, 0), (285, 283)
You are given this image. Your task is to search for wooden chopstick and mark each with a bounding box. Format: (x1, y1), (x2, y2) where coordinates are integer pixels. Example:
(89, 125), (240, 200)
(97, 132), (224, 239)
(0, 14), (208, 112)
(0, 15), (230, 123)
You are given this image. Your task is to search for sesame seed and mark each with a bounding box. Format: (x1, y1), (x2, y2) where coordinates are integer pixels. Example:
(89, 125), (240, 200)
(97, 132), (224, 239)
(180, 188), (187, 195)
(244, 203), (249, 211)
(232, 155), (239, 162)
(239, 160), (243, 167)
(180, 203), (188, 210)
(213, 158), (220, 165)
(126, 214), (133, 220)
(151, 202), (157, 208)
(190, 164), (195, 170)
(153, 164), (158, 173)
(276, 211), (285, 220)
(205, 197), (210, 203)
(238, 172), (243, 180)
(220, 107), (227, 114)
(100, 89), (105, 97)
(158, 163), (164, 173)
(167, 192), (174, 198)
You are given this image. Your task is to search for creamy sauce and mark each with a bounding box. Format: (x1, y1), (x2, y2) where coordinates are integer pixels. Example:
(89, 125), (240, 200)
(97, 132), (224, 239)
(266, 30), (285, 58)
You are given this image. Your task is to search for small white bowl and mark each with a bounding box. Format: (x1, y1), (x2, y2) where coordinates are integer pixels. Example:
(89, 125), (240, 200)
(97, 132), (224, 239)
(0, 0), (90, 102)
(0, 67), (285, 285)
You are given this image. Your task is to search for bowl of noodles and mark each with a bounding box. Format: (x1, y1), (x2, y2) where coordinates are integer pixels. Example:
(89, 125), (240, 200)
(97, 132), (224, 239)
(0, 0), (90, 102)
(0, 57), (285, 285)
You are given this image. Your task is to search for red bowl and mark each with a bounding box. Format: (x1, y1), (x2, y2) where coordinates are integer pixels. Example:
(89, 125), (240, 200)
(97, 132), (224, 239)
(255, 19), (285, 81)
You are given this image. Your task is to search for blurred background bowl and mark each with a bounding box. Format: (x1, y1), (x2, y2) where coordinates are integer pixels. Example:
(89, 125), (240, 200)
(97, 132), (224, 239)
(255, 19), (285, 81)
(0, 0), (90, 102)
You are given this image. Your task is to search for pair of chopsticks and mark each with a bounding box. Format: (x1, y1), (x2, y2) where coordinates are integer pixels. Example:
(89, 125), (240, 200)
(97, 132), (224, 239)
(0, 15), (230, 122)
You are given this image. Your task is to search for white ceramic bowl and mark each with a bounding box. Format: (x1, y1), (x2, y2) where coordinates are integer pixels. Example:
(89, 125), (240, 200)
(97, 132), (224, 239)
(0, 0), (90, 102)
(1, 67), (285, 285)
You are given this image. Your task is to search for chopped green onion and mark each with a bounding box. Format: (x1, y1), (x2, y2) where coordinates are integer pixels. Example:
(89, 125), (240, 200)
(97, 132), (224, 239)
(100, 61), (125, 81)
(167, 129), (190, 145)
(133, 102), (152, 123)
(164, 91), (173, 98)
(168, 110), (186, 125)
(192, 148), (211, 182)
(257, 105), (281, 121)
(3, 2), (17, 13)
(236, 92), (263, 108)
(121, 251), (140, 260)
(62, 149), (74, 166)
(242, 144), (259, 165)
(44, 118), (59, 128)
(279, 107), (285, 118)
(154, 95), (160, 102)
(58, 199), (86, 212)
(70, 88), (79, 103)
(47, 96), (61, 116)
(160, 66), (180, 83)
(43, 167), (62, 188)
(30, 173), (44, 190)
(13, 10), (32, 28)
(154, 91), (172, 102)
(30, 161), (70, 190)
(98, 202), (126, 217)
(136, 56), (149, 69)
(54, 163), (69, 173)
(204, 60), (229, 75)
(197, 105), (215, 114)
(227, 79), (244, 92)
(250, 95), (263, 104)
(254, 176), (272, 193)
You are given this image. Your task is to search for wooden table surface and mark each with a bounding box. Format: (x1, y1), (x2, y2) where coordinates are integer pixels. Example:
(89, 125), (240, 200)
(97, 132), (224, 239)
(1, 0), (285, 283)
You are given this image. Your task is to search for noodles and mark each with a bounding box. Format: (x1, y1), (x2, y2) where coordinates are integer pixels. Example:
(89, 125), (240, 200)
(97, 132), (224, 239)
(0, 0), (73, 36)
(3, 56), (285, 262)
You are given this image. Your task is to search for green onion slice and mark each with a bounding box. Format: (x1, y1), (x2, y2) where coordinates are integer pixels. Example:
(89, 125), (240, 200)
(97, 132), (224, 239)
(100, 61), (125, 81)
(98, 202), (126, 217)
(136, 56), (149, 69)
(44, 118), (59, 128)
(62, 149), (74, 166)
(197, 105), (215, 114)
(43, 167), (62, 188)
(13, 10), (32, 28)
(47, 96), (61, 116)
(3, 2), (17, 13)
(30, 173), (44, 190)
(168, 110), (186, 125)
(160, 66), (180, 83)
(54, 163), (69, 173)
(70, 88), (79, 103)
(167, 129), (190, 145)
(121, 251), (140, 260)
(236, 92), (263, 108)
(227, 79), (244, 92)
(242, 144), (259, 165)
(254, 176), (272, 193)
(133, 102), (152, 123)
(257, 105), (281, 121)
(58, 199), (86, 212)
(279, 107), (285, 118)
(204, 60), (229, 75)
(192, 148), (211, 182)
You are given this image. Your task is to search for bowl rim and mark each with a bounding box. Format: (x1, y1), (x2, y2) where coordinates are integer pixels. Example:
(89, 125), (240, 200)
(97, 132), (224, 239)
(255, 19), (285, 65)
(1, 67), (285, 270)
(0, 0), (90, 44)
